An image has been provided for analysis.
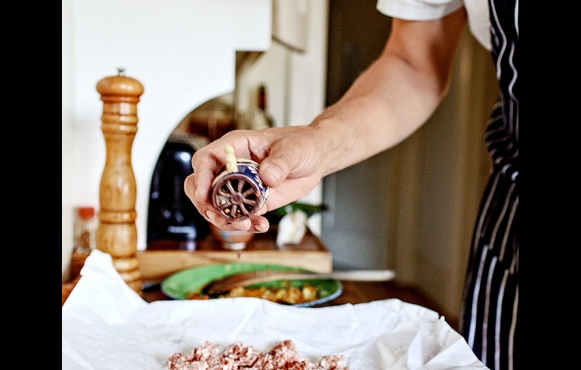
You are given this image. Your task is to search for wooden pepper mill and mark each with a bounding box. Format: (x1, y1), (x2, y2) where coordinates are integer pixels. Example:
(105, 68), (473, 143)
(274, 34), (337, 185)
(96, 68), (144, 294)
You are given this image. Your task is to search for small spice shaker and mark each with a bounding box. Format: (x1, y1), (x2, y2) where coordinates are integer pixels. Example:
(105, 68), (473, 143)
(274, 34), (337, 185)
(211, 145), (269, 220)
(74, 206), (97, 252)
(71, 206), (98, 279)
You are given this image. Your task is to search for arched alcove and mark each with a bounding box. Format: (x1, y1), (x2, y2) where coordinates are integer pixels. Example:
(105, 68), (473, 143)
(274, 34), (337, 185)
(144, 48), (287, 251)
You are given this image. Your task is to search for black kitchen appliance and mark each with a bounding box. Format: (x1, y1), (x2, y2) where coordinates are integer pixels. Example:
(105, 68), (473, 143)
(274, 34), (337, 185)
(146, 133), (210, 250)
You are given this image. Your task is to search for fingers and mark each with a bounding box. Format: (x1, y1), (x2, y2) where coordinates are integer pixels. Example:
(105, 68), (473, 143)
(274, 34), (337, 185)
(257, 132), (306, 188)
(258, 162), (284, 187)
(185, 126), (320, 234)
(209, 213), (269, 233)
(185, 134), (271, 233)
(186, 171), (269, 232)
(248, 215), (270, 233)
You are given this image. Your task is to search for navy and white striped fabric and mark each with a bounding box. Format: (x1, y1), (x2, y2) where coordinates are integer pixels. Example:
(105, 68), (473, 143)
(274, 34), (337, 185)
(459, 0), (519, 369)
(487, 0), (519, 182)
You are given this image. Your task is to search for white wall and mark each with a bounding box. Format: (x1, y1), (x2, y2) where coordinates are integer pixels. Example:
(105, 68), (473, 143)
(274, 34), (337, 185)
(62, 0), (328, 282)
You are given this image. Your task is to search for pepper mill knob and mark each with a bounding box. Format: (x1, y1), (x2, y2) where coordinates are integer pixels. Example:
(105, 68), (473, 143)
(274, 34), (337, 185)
(96, 68), (144, 98)
(96, 69), (144, 294)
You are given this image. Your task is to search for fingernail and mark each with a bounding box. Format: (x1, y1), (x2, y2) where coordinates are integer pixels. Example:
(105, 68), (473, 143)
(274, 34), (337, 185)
(205, 210), (216, 223)
(263, 166), (282, 183)
(233, 218), (251, 231)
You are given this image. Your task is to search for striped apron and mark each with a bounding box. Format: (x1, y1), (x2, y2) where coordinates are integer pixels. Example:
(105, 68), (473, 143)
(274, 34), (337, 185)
(459, 0), (520, 369)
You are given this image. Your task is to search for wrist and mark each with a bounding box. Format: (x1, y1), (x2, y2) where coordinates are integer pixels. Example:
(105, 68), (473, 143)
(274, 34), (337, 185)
(308, 117), (353, 177)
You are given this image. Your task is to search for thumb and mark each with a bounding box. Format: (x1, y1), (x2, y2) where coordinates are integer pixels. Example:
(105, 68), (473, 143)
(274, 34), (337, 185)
(260, 163), (284, 187)
(258, 147), (298, 188)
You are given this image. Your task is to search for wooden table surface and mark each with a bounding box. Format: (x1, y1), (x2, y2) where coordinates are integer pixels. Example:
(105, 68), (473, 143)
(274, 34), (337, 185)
(144, 281), (457, 330)
(139, 228), (373, 306)
(64, 276), (455, 329)
(65, 229), (448, 321)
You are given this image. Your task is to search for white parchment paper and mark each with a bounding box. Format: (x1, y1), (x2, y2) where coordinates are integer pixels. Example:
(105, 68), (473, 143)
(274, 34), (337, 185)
(62, 250), (488, 370)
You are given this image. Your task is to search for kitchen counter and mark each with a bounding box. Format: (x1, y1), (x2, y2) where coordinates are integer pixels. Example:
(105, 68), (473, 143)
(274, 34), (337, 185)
(64, 228), (449, 325)
(139, 276), (454, 330)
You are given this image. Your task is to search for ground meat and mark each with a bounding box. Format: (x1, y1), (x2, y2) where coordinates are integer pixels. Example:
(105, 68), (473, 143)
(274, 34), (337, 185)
(167, 339), (349, 370)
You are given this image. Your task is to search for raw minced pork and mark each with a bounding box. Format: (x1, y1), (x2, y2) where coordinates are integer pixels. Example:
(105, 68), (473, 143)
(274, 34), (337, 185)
(167, 339), (349, 370)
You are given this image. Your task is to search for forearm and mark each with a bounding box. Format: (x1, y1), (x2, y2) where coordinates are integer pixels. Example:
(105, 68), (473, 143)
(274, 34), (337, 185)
(310, 9), (467, 177)
(310, 55), (445, 176)
(186, 9), (467, 232)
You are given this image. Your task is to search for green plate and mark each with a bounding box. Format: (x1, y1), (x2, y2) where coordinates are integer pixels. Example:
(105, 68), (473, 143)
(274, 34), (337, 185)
(161, 263), (343, 307)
